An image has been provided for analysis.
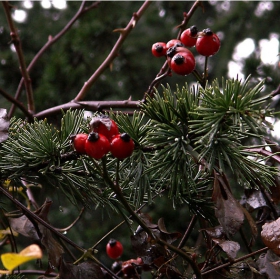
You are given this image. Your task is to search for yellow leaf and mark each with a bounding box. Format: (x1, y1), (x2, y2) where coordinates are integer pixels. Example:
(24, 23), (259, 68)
(0, 228), (19, 240)
(1, 244), (42, 272)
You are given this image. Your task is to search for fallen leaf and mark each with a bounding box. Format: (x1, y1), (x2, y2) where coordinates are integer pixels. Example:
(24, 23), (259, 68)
(36, 199), (64, 271)
(212, 239), (240, 260)
(9, 215), (40, 240)
(1, 244), (42, 272)
(243, 189), (268, 212)
(0, 108), (9, 143)
(261, 218), (280, 255)
(212, 173), (244, 237)
(257, 249), (280, 278)
(59, 259), (104, 279)
(200, 225), (225, 239)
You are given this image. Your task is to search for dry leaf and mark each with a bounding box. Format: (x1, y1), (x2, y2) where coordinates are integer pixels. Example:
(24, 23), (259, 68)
(257, 249), (280, 278)
(1, 244), (42, 272)
(59, 259), (104, 279)
(9, 215), (40, 240)
(212, 239), (240, 260)
(0, 108), (9, 143)
(37, 200), (64, 270)
(212, 174), (244, 237)
(261, 218), (280, 255)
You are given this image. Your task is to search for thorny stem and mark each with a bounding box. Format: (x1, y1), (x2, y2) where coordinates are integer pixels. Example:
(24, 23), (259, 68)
(2, 2), (35, 116)
(74, 0), (152, 101)
(8, 1), (101, 118)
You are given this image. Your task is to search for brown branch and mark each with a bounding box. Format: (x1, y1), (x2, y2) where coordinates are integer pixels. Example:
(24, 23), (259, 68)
(2, 2), (34, 114)
(74, 0), (152, 101)
(33, 100), (140, 119)
(270, 84), (280, 97)
(0, 87), (33, 120)
(8, 1), (101, 118)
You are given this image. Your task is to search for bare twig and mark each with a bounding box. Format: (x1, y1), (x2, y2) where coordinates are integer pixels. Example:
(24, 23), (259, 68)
(2, 2), (34, 115)
(74, 1), (152, 101)
(0, 87), (32, 119)
(33, 99), (140, 119)
(8, 1), (101, 118)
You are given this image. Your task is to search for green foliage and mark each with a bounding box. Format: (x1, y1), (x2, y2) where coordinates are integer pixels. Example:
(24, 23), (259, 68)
(141, 78), (278, 209)
(0, 110), (115, 208)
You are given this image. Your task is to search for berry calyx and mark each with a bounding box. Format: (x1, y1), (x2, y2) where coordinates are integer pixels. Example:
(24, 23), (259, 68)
(180, 25), (198, 47)
(110, 133), (135, 160)
(170, 51), (195, 75)
(71, 133), (88, 154)
(90, 115), (119, 142)
(106, 239), (123, 260)
(85, 132), (110, 160)
(195, 29), (220, 57)
(151, 42), (167, 57)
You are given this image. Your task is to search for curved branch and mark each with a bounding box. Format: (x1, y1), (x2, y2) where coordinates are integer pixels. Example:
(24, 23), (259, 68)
(0, 87), (33, 120)
(33, 100), (140, 119)
(74, 1), (152, 101)
(8, 1), (101, 118)
(2, 2), (34, 114)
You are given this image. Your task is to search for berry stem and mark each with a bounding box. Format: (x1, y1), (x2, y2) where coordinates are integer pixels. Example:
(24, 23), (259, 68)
(203, 55), (209, 84)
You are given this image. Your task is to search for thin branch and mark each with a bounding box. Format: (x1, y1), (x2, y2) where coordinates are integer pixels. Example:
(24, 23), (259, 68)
(201, 247), (268, 276)
(2, 2), (34, 114)
(74, 0), (152, 101)
(0, 184), (119, 278)
(0, 184), (85, 253)
(0, 87), (32, 120)
(8, 1), (101, 118)
(270, 84), (280, 97)
(33, 100), (140, 119)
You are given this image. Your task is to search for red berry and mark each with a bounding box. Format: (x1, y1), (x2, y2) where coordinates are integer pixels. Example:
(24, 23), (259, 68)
(106, 239), (123, 260)
(121, 258), (143, 277)
(151, 42), (167, 57)
(110, 133), (135, 160)
(85, 132), (110, 160)
(166, 39), (184, 49)
(180, 25), (198, 47)
(90, 116), (119, 142)
(71, 133), (88, 154)
(170, 51), (195, 75)
(195, 28), (221, 57)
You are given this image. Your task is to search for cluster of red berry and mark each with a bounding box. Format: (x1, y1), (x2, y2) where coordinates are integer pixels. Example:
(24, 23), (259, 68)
(71, 116), (135, 160)
(151, 26), (221, 76)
